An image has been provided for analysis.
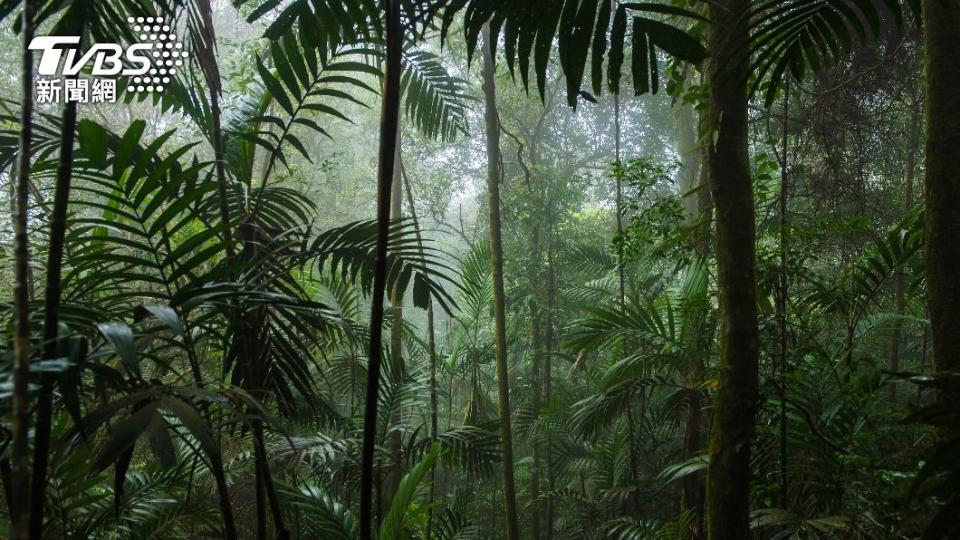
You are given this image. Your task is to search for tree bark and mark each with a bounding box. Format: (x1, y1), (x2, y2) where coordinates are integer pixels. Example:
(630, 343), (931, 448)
(923, 0), (960, 429)
(10, 0), (36, 536)
(481, 24), (521, 540)
(359, 0), (402, 537)
(704, 0), (759, 537)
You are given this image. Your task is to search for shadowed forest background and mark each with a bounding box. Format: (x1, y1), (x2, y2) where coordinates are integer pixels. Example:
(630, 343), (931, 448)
(1, 0), (959, 539)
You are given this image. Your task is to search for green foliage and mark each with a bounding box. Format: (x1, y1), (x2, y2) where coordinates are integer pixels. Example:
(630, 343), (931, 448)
(434, 1), (706, 106)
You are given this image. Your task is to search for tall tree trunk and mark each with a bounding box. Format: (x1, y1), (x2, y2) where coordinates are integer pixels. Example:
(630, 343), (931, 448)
(676, 84), (706, 537)
(704, 0), (759, 537)
(399, 159), (440, 533)
(614, 87), (641, 516)
(10, 0), (36, 537)
(776, 80), (791, 510)
(675, 84), (701, 226)
(252, 422), (288, 540)
(385, 133), (405, 506)
(614, 94), (626, 308)
(481, 24), (521, 540)
(923, 0), (960, 427)
(528, 219), (543, 540)
(192, 4), (239, 537)
(195, 0), (236, 263)
(544, 195), (557, 540)
(30, 98), (79, 540)
(359, 0), (402, 537)
(889, 92), (920, 402)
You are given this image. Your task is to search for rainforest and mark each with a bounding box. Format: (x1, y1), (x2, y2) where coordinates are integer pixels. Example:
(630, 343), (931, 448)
(1, 0), (959, 539)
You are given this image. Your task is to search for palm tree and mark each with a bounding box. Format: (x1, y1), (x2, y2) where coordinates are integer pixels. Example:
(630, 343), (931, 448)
(481, 24), (522, 540)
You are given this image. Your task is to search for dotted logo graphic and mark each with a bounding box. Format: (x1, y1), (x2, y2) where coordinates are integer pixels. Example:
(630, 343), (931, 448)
(126, 16), (188, 94)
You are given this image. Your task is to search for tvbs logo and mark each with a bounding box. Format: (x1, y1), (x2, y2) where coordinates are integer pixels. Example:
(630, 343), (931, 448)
(28, 16), (187, 103)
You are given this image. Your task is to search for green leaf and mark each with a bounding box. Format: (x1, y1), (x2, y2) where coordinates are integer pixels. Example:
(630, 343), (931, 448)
(78, 120), (108, 168)
(379, 442), (444, 540)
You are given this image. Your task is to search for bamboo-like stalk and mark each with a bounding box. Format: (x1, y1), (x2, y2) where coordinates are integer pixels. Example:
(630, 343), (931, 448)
(359, 1), (403, 537)
(10, 0), (36, 537)
(481, 23), (521, 540)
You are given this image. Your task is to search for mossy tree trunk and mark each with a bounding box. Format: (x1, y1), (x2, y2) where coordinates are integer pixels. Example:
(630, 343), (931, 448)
(922, 0), (960, 423)
(481, 24), (521, 540)
(704, 0), (759, 537)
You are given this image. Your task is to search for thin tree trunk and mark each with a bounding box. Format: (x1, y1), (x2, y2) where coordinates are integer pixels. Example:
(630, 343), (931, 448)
(889, 93), (920, 402)
(29, 97), (79, 540)
(210, 455), (238, 540)
(10, 0), (36, 535)
(613, 84), (643, 516)
(385, 133), (405, 506)
(481, 24), (521, 540)
(192, 5), (239, 537)
(399, 158), (440, 533)
(30, 8), (92, 526)
(675, 82), (701, 226)
(544, 197), (556, 540)
(614, 94), (626, 308)
(252, 423), (288, 540)
(704, 0), (759, 537)
(776, 79), (791, 510)
(528, 222), (543, 540)
(675, 75), (706, 537)
(359, 0), (402, 537)
(195, 0), (236, 262)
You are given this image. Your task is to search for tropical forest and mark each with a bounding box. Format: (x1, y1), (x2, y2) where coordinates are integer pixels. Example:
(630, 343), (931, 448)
(1, 0), (958, 538)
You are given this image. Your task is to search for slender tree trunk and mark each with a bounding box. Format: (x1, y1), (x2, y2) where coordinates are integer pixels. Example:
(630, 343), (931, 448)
(613, 86), (642, 516)
(29, 98), (79, 540)
(544, 199), (556, 540)
(359, 0), (402, 537)
(614, 94), (626, 308)
(210, 455), (238, 540)
(922, 0), (960, 432)
(776, 80), (791, 510)
(675, 85), (701, 226)
(385, 134), (405, 506)
(687, 149), (711, 539)
(400, 159), (440, 533)
(193, 5), (239, 537)
(704, 0), (759, 537)
(31, 10), (91, 526)
(528, 222), (543, 540)
(195, 0), (236, 262)
(252, 423), (288, 540)
(10, 0), (36, 536)
(675, 76), (706, 537)
(889, 93), (919, 402)
(481, 24), (521, 540)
